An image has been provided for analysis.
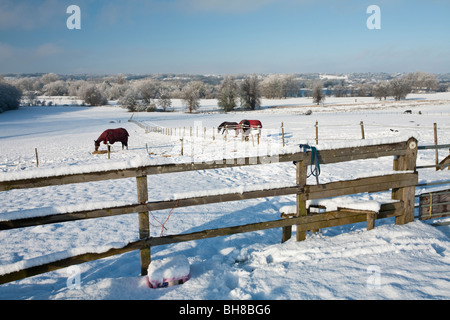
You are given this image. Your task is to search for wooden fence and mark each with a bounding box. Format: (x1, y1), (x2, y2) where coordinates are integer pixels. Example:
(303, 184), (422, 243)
(0, 137), (420, 284)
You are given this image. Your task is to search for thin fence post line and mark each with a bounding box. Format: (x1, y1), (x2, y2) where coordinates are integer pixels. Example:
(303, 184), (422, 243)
(434, 123), (438, 170)
(315, 121), (319, 145)
(281, 122), (285, 147)
(35, 148), (39, 168)
(360, 121), (365, 140)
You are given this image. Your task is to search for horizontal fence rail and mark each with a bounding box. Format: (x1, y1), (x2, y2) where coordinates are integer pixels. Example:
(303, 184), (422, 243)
(1, 137), (443, 285)
(0, 139), (411, 192)
(0, 173), (418, 231)
(0, 202), (405, 285)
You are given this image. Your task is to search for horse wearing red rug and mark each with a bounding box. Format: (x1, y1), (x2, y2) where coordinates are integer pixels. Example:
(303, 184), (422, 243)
(236, 120), (262, 137)
(94, 128), (129, 151)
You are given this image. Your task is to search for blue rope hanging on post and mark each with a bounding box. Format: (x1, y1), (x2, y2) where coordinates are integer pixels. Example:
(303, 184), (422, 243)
(295, 144), (321, 185)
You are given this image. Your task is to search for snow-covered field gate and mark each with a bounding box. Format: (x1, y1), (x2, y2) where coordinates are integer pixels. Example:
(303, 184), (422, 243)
(0, 137), (424, 284)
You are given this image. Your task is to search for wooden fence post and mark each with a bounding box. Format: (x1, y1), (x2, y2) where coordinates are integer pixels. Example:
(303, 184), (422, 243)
(434, 123), (438, 169)
(281, 122), (285, 147)
(281, 159), (307, 243)
(35, 148), (39, 168)
(392, 137), (418, 225)
(296, 160), (308, 241)
(136, 175), (150, 275)
(315, 121), (319, 145)
(360, 121), (365, 140)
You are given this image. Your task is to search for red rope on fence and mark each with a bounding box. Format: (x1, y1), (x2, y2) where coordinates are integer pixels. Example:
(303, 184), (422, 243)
(149, 200), (179, 237)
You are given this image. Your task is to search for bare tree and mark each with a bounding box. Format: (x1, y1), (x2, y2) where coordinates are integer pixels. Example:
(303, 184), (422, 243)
(312, 81), (325, 105)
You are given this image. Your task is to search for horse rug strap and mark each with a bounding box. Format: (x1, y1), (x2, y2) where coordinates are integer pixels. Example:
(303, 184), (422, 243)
(298, 144), (321, 185)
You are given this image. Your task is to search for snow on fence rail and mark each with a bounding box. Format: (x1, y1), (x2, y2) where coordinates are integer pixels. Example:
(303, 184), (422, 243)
(0, 137), (420, 284)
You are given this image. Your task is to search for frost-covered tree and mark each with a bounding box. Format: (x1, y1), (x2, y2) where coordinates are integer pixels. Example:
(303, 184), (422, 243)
(137, 79), (160, 105)
(389, 77), (411, 101)
(157, 88), (172, 112)
(261, 74), (297, 99)
(119, 87), (140, 112)
(78, 83), (107, 106)
(406, 72), (438, 92)
(43, 80), (68, 96)
(181, 81), (203, 113)
(373, 82), (389, 100)
(40, 73), (59, 85)
(107, 83), (130, 100)
(240, 74), (261, 110)
(217, 76), (238, 112)
(261, 74), (283, 99)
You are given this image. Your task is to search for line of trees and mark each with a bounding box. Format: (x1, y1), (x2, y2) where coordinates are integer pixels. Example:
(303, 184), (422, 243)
(372, 72), (440, 101)
(1, 71), (447, 113)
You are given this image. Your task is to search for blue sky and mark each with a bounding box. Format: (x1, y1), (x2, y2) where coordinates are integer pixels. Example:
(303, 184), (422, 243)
(1, 0), (449, 75)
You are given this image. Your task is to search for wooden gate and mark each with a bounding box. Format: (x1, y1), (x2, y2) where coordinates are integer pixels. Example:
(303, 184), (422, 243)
(419, 189), (450, 220)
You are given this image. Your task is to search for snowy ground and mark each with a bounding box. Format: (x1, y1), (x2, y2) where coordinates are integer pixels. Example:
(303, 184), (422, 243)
(0, 94), (449, 300)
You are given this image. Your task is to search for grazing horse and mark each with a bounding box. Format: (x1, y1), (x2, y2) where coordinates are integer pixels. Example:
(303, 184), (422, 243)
(94, 128), (129, 151)
(217, 121), (238, 135)
(236, 120), (262, 137)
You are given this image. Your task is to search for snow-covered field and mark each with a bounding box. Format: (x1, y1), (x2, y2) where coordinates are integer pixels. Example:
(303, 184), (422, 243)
(0, 94), (449, 300)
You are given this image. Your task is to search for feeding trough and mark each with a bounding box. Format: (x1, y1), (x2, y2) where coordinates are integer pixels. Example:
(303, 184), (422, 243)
(92, 150), (109, 155)
(146, 255), (191, 289)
